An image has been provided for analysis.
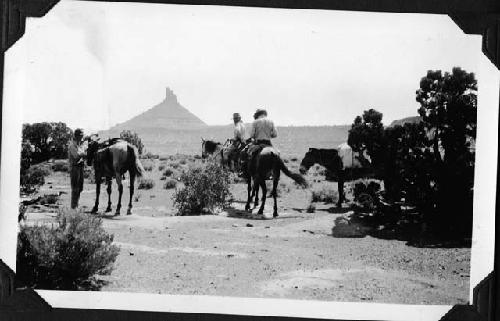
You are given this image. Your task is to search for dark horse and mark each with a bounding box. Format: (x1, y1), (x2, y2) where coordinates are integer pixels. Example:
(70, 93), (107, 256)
(299, 147), (371, 208)
(245, 146), (308, 217)
(86, 136), (145, 215)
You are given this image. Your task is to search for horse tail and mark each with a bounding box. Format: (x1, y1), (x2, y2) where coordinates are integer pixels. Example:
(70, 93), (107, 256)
(129, 145), (146, 177)
(277, 156), (308, 187)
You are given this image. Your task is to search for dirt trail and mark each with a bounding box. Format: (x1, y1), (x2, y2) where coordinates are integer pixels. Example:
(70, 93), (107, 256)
(23, 162), (471, 304)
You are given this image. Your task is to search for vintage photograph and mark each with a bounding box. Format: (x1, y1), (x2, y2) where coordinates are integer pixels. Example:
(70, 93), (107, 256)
(5, 0), (489, 307)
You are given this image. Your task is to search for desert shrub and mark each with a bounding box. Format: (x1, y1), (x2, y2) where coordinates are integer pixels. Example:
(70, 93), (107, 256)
(138, 178), (155, 190)
(22, 122), (73, 163)
(162, 168), (174, 177)
(16, 209), (119, 290)
(158, 164), (166, 171)
(20, 166), (50, 194)
(142, 152), (159, 159)
(311, 184), (338, 203)
(290, 157), (298, 162)
(163, 179), (177, 190)
(120, 130), (144, 155)
(179, 159), (187, 165)
(51, 161), (69, 172)
(283, 158), (289, 163)
(19, 204), (27, 222)
(143, 163), (154, 172)
(169, 162), (181, 169)
(173, 162), (232, 215)
(306, 203), (316, 213)
(133, 194), (141, 202)
(194, 155), (202, 160)
(40, 194), (59, 205)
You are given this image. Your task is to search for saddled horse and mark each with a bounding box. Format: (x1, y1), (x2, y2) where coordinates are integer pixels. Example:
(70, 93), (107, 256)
(299, 144), (371, 208)
(86, 135), (146, 215)
(245, 146), (308, 217)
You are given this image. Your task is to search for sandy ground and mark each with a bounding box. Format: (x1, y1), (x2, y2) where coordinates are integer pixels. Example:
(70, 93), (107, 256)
(22, 159), (471, 305)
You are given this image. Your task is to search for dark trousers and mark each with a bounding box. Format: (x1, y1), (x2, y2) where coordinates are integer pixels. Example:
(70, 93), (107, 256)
(70, 165), (84, 209)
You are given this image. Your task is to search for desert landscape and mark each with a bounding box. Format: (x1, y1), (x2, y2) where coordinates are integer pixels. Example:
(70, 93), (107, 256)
(19, 86), (471, 304)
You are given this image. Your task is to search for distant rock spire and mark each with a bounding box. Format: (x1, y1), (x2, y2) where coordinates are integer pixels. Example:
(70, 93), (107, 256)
(165, 87), (178, 103)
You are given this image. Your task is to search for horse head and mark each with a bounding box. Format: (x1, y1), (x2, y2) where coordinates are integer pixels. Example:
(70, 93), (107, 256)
(86, 134), (100, 166)
(299, 148), (320, 174)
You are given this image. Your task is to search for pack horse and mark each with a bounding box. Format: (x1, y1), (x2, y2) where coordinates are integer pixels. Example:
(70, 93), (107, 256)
(86, 136), (146, 215)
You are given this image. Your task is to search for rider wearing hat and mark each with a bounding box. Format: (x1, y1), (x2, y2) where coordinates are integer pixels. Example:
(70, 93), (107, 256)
(68, 128), (87, 209)
(226, 113), (246, 171)
(244, 108), (277, 174)
(249, 108), (277, 146)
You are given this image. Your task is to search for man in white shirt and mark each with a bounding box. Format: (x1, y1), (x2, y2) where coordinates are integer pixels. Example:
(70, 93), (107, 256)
(226, 113), (246, 171)
(244, 109), (278, 174)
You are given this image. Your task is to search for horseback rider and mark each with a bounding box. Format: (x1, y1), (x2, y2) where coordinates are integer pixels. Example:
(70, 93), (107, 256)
(226, 113), (246, 171)
(244, 108), (277, 174)
(68, 128), (87, 209)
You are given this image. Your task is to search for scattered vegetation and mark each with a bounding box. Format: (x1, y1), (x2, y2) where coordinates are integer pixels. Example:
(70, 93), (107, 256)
(51, 161), (69, 172)
(348, 67), (477, 238)
(163, 179), (177, 190)
(16, 208), (119, 290)
(138, 178), (155, 190)
(173, 161), (232, 215)
(20, 166), (50, 194)
(311, 184), (338, 203)
(120, 130), (144, 155)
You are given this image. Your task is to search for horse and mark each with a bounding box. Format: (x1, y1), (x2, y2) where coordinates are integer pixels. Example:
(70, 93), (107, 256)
(201, 138), (238, 168)
(86, 135), (146, 215)
(299, 145), (371, 208)
(245, 146), (308, 218)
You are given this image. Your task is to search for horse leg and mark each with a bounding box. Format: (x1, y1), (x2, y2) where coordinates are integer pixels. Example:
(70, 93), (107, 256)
(271, 169), (280, 218)
(253, 183), (260, 208)
(114, 173), (123, 216)
(337, 172), (344, 208)
(257, 178), (267, 215)
(105, 178), (112, 212)
(245, 178), (252, 212)
(127, 172), (135, 215)
(91, 178), (101, 213)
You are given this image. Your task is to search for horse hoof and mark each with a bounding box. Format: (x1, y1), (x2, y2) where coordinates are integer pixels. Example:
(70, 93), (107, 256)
(114, 211), (120, 216)
(258, 210), (264, 215)
(126, 209), (132, 215)
(105, 207), (112, 213)
(273, 212), (279, 218)
(91, 208), (98, 214)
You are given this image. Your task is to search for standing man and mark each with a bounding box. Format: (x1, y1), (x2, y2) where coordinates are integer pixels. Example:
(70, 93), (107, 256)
(68, 128), (87, 209)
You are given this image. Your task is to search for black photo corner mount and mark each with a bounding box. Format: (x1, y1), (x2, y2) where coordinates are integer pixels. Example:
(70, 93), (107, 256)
(0, 0), (499, 320)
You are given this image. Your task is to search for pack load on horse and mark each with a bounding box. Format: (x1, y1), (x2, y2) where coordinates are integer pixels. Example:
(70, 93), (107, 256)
(86, 135), (146, 216)
(299, 143), (371, 208)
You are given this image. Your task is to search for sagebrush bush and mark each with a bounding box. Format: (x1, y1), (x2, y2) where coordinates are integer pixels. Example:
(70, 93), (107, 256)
(158, 164), (166, 171)
(143, 163), (154, 172)
(51, 161), (69, 172)
(173, 162), (232, 215)
(163, 179), (177, 190)
(138, 178), (155, 190)
(16, 209), (119, 290)
(311, 184), (338, 203)
(20, 166), (50, 194)
(162, 168), (174, 177)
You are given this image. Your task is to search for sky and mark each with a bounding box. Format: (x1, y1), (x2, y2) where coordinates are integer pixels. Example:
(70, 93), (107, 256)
(4, 0), (483, 132)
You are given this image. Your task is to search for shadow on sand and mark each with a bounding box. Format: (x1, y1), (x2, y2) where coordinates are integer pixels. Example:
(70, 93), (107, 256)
(336, 208), (472, 249)
(225, 207), (303, 220)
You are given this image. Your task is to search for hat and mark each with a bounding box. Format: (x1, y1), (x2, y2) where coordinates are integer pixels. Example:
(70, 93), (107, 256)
(253, 108), (267, 119)
(232, 113), (241, 119)
(74, 128), (84, 137)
